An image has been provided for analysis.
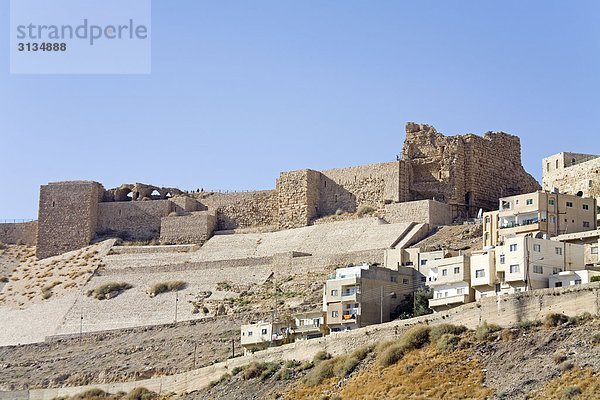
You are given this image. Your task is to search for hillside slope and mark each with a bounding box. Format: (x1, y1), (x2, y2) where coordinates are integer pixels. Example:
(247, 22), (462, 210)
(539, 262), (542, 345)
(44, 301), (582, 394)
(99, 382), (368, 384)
(190, 314), (600, 400)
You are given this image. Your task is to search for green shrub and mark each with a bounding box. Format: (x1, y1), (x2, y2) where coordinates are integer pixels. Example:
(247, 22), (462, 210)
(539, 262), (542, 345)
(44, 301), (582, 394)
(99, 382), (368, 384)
(242, 362), (266, 380)
(71, 388), (109, 399)
(592, 333), (600, 345)
(590, 276), (600, 282)
(429, 324), (467, 343)
(216, 281), (232, 291)
(544, 313), (569, 328)
(0, 277), (8, 283)
(231, 366), (243, 376)
(475, 322), (502, 341)
(147, 280), (186, 297)
(356, 205), (376, 217)
(436, 333), (460, 354)
(568, 312), (592, 325)
(87, 282), (132, 300)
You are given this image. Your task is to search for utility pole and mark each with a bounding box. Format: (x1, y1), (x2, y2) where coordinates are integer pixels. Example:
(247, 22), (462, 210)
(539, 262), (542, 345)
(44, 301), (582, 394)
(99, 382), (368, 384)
(175, 290), (179, 323)
(79, 313), (83, 342)
(193, 342), (197, 369)
(231, 338), (235, 358)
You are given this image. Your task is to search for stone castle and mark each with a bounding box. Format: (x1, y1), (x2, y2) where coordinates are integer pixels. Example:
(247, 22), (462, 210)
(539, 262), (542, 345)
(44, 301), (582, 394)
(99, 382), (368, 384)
(1, 123), (543, 259)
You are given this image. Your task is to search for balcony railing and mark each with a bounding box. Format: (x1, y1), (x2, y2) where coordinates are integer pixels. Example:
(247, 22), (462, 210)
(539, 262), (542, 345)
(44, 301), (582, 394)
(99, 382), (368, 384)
(501, 218), (544, 229)
(429, 293), (470, 307)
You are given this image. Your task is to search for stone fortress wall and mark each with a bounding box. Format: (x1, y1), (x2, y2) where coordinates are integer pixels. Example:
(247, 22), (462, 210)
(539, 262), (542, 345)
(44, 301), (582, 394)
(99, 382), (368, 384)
(542, 152), (600, 204)
(0, 221), (37, 246)
(23, 122), (540, 258)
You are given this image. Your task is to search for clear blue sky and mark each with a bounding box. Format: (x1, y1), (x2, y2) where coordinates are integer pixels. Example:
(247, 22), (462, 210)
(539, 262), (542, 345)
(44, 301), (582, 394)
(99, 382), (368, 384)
(1, 1), (599, 219)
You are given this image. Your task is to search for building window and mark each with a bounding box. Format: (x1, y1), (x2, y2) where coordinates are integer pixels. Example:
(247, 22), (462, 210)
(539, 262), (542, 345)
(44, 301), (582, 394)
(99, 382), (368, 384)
(420, 276), (426, 282)
(526, 199), (533, 205)
(501, 201), (511, 210)
(442, 269), (448, 276)
(546, 162), (550, 172)
(550, 216), (556, 224)
(549, 199), (555, 205)
(592, 247), (598, 255)
(420, 259), (427, 266)
(485, 232), (490, 241)
(454, 267), (460, 274)
(509, 244), (518, 252)
(261, 328), (268, 335)
(589, 180), (593, 188)
(583, 221), (590, 228)
(403, 278), (409, 284)
(331, 311), (338, 318)
(331, 290), (338, 296)
(556, 159), (559, 168)
(574, 279), (582, 285)
(555, 247), (562, 255)
(566, 202), (573, 208)
(457, 288), (464, 295)
(553, 267), (562, 274)
(533, 265), (543, 274)
(390, 276), (397, 283)
(248, 331), (253, 337)
(555, 282), (562, 288)
(500, 254), (505, 264)
(485, 216), (490, 223)
(583, 204), (589, 210)
(509, 264), (520, 273)
(533, 244), (541, 252)
(436, 292), (442, 299)
(475, 269), (485, 278)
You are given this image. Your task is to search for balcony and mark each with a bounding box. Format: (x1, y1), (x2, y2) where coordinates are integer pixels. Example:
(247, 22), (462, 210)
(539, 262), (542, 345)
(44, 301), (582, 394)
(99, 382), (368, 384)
(500, 218), (542, 229)
(429, 294), (470, 308)
(341, 309), (359, 322)
(294, 324), (321, 333)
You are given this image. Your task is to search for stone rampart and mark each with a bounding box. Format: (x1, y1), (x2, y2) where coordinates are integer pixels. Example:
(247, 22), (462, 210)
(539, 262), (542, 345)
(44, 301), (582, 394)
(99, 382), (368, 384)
(0, 221), (37, 245)
(96, 200), (173, 241)
(402, 123), (540, 214)
(159, 212), (216, 244)
(37, 181), (104, 259)
(384, 199), (452, 226)
(197, 190), (278, 231)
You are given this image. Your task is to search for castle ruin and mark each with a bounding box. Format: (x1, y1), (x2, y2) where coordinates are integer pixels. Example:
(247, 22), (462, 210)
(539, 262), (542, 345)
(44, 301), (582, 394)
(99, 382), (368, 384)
(0, 123), (541, 259)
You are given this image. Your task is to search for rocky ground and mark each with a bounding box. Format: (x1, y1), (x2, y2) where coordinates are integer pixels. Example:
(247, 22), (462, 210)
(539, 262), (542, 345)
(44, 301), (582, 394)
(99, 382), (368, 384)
(410, 222), (483, 253)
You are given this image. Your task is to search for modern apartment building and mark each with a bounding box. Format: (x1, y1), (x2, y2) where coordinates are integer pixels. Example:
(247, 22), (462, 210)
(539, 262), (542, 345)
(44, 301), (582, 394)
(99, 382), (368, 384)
(240, 321), (290, 355)
(291, 311), (325, 340)
(471, 236), (585, 298)
(322, 264), (414, 332)
(548, 270), (600, 288)
(551, 229), (600, 267)
(427, 254), (474, 311)
(483, 191), (597, 247)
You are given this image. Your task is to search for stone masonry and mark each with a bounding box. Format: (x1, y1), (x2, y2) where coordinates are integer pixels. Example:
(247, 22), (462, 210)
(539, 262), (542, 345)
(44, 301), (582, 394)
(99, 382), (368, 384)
(28, 122), (540, 258)
(542, 152), (600, 204)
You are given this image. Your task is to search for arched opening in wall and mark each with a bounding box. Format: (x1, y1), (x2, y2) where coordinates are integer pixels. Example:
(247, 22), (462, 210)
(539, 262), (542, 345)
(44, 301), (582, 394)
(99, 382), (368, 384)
(572, 158), (576, 166)
(150, 190), (160, 199)
(52, 201), (55, 207)
(116, 188), (133, 202)
(165, 192), (172, 199)
(576, 191), (583, 197)
(126, 191), (134, 201)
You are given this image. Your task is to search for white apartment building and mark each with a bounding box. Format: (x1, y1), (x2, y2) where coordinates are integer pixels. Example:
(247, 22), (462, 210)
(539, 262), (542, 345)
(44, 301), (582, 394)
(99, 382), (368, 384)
(427, 254), (474, 311)
(240, 321), (290, 355)
(483, 191), (597, 247)
(471, 236), (585, 298)
(549, 270), (600, 288)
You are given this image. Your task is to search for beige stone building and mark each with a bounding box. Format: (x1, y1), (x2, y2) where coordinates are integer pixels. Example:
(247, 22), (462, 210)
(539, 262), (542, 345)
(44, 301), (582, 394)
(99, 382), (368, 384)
(322, 264), (414, 332)
(427, 255), (474, 311)
(471, 236), (585, 299)
(483, 191), (597, 247)
(542, 152), (600, 211)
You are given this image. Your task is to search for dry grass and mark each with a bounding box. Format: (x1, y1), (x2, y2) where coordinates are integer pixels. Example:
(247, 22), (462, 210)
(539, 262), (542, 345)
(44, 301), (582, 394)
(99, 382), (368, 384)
(87, 282), (133, 300)
(54, 387), (164, 400)
(285, 343), (491, 399)
(529, 367), (600, 399)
